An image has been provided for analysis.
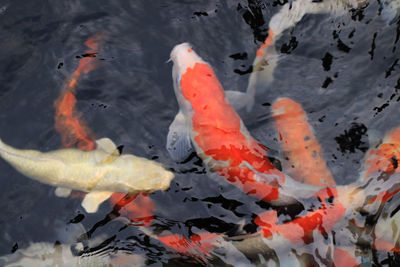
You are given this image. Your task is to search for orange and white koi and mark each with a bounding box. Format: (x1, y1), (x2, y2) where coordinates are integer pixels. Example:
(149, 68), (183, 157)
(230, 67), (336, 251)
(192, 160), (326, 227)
(361, 126), (400, 179)
(167, 43), (325, 205)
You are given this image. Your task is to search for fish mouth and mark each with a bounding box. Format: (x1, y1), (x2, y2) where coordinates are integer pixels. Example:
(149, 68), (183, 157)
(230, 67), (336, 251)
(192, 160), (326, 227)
(161, 170), (175, 189)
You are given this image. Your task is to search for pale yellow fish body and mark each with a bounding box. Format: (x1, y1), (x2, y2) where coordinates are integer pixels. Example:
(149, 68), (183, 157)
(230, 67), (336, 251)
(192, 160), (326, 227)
(0, 138), (174, 212)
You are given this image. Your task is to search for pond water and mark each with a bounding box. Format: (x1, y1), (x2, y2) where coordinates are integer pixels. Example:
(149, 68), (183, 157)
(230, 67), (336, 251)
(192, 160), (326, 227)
(0, 0), (399, 266)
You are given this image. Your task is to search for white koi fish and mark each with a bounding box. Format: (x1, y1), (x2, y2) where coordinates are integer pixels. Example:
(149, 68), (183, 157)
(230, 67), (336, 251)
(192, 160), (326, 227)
(0, 138), (174, 213)
(246, 0), (400, 110)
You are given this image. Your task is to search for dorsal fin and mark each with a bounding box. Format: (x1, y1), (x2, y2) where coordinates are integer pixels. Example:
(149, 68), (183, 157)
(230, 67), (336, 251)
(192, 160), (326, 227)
(94, 138), (120, 164)
(95, 138), (119, 155)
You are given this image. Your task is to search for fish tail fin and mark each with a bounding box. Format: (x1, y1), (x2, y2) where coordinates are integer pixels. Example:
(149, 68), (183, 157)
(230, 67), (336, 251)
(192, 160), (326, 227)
(245, 31), (280, 111)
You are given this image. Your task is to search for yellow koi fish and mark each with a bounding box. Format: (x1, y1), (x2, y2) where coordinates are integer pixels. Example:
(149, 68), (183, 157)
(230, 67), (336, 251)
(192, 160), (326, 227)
(0, 137), (174, 213)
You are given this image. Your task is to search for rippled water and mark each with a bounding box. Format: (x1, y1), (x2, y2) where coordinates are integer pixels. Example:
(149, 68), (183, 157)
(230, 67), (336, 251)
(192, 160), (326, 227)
(0, 0), (399, 266)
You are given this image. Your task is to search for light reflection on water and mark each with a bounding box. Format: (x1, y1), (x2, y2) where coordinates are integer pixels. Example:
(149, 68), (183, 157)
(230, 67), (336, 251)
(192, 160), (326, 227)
(0, 0), (399, 266)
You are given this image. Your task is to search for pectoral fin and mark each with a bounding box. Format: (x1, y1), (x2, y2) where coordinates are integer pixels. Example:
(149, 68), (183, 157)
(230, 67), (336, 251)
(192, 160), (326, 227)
(166, 111), (193, 162)
(81, 191), (113, 213)
(55, 187), (72, 198)
(225, 90), (254, 112)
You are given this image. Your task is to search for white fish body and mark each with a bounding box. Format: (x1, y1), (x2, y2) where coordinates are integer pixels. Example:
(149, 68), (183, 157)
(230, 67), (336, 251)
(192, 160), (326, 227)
(0, 138), (174, 212)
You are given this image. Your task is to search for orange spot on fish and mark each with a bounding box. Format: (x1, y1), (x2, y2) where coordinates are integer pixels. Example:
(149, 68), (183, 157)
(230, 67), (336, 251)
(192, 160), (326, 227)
(109, 193), (155, 226)
(374, 238), (400, 254)
(364, 127), (400, 178)
(256, 29), (275, 57)
(255, 188), (345, 243)
(158, 232), (219, 258)
(188, 48), (192, 53)
(333, 248), (360, 267)
(366, 187), (400, 205)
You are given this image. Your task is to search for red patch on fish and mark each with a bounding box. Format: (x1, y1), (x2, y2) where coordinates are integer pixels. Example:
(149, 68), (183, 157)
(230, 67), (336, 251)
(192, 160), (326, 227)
(158, 232), (219, 257)
(256, 29), (275, 57)
(333, 248), (360, 267)
(109, 193), (155, 226)
(255, 188), (345, 243)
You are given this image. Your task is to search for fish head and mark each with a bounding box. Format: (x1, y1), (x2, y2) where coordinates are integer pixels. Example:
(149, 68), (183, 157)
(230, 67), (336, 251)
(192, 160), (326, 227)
(170, 43), (199, 117)
(117, 155), (174, 193)
(170, 43), (231, 124)
(170, 43), (219, 117)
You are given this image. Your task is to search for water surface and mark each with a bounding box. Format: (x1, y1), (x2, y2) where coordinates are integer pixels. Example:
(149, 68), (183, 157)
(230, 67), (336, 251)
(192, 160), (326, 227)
(0, 0), (399, 265)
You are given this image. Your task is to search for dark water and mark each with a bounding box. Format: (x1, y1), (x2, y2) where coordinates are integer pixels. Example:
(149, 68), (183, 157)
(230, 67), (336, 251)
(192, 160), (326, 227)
(0, 0), (399, 266)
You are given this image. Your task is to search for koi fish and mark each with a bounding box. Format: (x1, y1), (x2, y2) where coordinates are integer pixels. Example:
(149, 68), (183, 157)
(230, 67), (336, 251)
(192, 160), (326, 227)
(165, 43), (400, 265)
(54, 33), (101, 151)
(361, 126), (400, 179)
(272, 97), (335, 186)
(109, 192), (155, 226)
(0, 137), (174, 213)
(246, 0), (400, 109)
(167, 43), (328, 205)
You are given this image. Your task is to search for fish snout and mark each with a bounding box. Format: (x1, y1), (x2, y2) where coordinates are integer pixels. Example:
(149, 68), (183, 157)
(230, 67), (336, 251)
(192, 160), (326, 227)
(160, 169), (175, 190)
(145, 162), (175, 191)
(170, 43), (204, 71)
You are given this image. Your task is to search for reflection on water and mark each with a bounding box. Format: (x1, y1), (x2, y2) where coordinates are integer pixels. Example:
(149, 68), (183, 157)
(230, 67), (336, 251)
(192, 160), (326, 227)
(0, 0), (400, 266)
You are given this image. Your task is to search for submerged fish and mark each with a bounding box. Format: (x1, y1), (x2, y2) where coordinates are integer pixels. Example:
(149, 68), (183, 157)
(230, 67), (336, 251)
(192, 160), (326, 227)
(167, 42), (327, 205)
(0, 137), (174, 213)
(0, 243), (146, 267)
(272, 97), (335, 186)
(0, 222), (146, 267)
(164, 43), (400, 265)
(246, 0), (400, 108)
